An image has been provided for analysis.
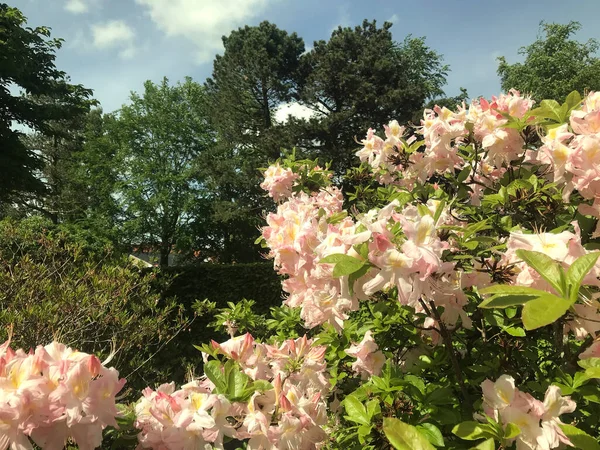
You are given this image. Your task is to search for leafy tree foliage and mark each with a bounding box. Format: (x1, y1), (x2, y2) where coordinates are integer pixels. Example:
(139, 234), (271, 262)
(19, 101), (96, 224)
(0, 4), (93, 203)
(295, 20), (448, 175)
(201, 22), (305, 262)
(112, 77), (213, 266)
(498, 21), (600, 101)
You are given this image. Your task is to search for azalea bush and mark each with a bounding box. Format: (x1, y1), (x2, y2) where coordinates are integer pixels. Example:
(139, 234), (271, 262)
(6, 89), (600, 449)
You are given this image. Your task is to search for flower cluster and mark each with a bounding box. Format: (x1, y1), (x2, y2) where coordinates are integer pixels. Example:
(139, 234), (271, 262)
(345, 331), (385, 379)
(357, 89), (535, 196)
(261, 185), (367, 330)
(481, 375), (575, 450)
(502, 225), (600, 339)
(0, 340), (125, 450)
(261, 171), (473, 337)
(260, 163), (299, 202)
(525, 92), (600, 236)
(135, 334), (330, 450)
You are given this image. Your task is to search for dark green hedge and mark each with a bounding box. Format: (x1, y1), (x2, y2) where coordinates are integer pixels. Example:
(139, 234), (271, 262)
(148, 262), (283, 384)
(158, 262), (283, 314)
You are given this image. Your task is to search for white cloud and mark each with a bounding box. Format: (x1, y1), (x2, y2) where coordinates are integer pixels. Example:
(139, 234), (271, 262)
(65, 0), (88, 13)
(92, 20), (134, 48)
(134, 0), (276, 63)
(388, 14), (399, 24)
(65, 0), (101, 14)
(275, 102), (319, 124)
(91, 20), (136, 59)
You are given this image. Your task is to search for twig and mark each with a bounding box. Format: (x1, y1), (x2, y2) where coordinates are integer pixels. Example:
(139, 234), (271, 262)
(421, 298), (472, 411)
(124, 315), (196, 379)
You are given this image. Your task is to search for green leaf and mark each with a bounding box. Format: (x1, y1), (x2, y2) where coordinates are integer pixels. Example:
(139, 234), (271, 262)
(478, 285), (550, 310)
(507, 179), (533, 196)
(204, 360), (227, 393)
(559, 424), (600, 450)
(319, 253), (354, 264)
(383, 417), (435, 450)
(457, 166), (471, 183)
(521, 294), (572, 330)
(452, 422), (494, 441)
(470, 438), (495, 450)
(565, 90), (583, 111)
(225, 363), (254, 401)
(529, 99), (563, 122)
(358, 424), (373, 444)
(365, 399), (381, 420)
(578, 357), (600, 370)
(353, 242), (369, 260)
(504, 423), (521, 439)
(566, 252), (600, 302)
(327, 211), (348, 224)
(348, 263), (372, 295)
(515, 249), (565, 295)
(252, 380), (273, 392)
(479, 294), (539, 309)
(320, 253), (365, 277)
(479, 285), (549, 296)
(584, 367), (600, 380)
(503, 326), (526, 337)
(433, 199), (446, 225)
(417, 423), (445, 447)
(343, 395), (370, 426)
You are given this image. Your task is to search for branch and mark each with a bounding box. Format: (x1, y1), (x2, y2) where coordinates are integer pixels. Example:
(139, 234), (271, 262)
(421, 298), (472, 410)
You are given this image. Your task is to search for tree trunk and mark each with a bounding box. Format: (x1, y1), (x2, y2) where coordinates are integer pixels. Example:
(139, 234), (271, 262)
(160, 241), (171, 267)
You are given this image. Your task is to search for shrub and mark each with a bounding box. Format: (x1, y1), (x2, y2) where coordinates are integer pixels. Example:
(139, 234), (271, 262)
(0, 216), (188, 394)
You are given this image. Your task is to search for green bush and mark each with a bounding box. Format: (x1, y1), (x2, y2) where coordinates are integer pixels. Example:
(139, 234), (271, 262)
(157, 262), (283, 314)
(145, 262), (284, 381)
(0, 216), (188, 395)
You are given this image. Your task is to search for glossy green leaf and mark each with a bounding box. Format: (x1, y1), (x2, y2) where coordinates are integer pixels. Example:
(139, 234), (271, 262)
(333, 258), (365, 277)
(521, 294), (571, 330)
(384, 418), (435, 450)
(516, 249), (565, 295)
(503, 326), (526, 337)
(565, 90), (583, 111)
(504, 423), (521, 439)
(343, 395), (370, 426)
(457, 166), (471, 183)
(470, 438), (495, 450)
(559, 424), (600, 450)
(578, 357), (600, 370)
(417, 423), (445, 447)
(204, 360), (227, 393)
(479, 294), (539, 309)
(479, 285), (549, 296)
(348, 263), (372, 295)
(452, 422), (494, 441)
(566, 252), (600, 302)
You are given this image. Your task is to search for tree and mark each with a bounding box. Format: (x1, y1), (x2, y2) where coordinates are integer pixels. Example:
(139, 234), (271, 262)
(0, 4), (93, 203)
(201, 22), (305, 262)
(19, 96), (96, 223)
(55, 108), (122, 246)
(294, 20), (448, 175)
(497, 21), (600, 102)
(112, 77), (213, 266)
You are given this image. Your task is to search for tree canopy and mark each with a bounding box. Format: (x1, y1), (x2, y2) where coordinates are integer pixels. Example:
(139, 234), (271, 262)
(497, 21), (600, 101)
(0, 4), (93, 203)
(201, 21), (305, 262)
(295, 20), (448, 175)
(112, 77), (213, 266)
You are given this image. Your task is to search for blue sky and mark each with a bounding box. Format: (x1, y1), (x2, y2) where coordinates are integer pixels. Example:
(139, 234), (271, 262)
(12, 0), (600, 115)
